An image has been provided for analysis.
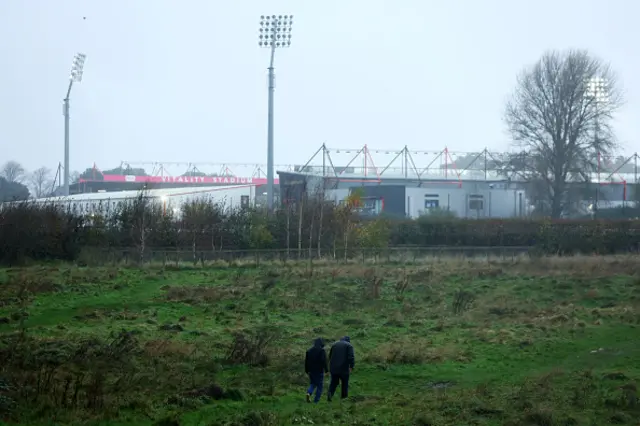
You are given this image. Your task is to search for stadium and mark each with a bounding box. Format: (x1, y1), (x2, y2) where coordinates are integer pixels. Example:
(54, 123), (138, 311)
(278, 144), (637, 219)
(37, 144), (639, 219)
(31, 185), (254, 218)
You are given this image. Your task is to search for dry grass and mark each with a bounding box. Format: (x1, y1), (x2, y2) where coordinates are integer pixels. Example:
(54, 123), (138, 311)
(161, 284), (245, 304)
(143, 339), (197, 357)
(365, 337), (471, 365)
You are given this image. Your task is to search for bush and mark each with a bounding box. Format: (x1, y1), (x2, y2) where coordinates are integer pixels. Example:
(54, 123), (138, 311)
(3, 196), (640, 265)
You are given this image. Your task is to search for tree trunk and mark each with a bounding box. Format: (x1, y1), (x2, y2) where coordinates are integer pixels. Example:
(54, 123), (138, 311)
(344, 217), (350, 262)
(297, 197), (304, 259)
(211, 223), (216, 252)
(286, 204), (291, 260)
(551, 178), (565, 218)
(308, 202), (315, 259)
(192, 230), (197, 266)
(317, 197), (324, 258)
(139, 226), (145, 265)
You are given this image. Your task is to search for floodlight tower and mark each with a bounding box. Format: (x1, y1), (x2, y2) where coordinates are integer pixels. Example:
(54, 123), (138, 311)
(585, 77), (609, 217)
(62, 53), (87, 196)
(258, 14), (293, 211)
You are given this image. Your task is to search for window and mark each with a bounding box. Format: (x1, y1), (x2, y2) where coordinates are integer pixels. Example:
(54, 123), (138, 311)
(355, 197), (383, 216)
(240, 195), (249, 208)
(469, 194), (484, 210)
(424, 194), (439, 209)
(425, 199), (439, 209)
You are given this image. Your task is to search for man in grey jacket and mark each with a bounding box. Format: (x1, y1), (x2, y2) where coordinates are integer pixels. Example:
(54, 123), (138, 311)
(327, 336), (355, 401)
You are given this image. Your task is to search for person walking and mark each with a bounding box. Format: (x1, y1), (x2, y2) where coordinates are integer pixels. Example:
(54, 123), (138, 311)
(305, 337), (328, 403)
(327, 336), (355, 401)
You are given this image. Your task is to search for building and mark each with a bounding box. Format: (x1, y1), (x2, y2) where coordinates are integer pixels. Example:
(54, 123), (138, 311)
(278, 171), (530, 218)
(62, 163), (282, 208)
(31, 185), (255, 218)
(278, 144), (638, 219)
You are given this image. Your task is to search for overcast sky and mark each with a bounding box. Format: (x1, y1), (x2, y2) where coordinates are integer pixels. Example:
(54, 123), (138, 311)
(1, 0), (638, 176)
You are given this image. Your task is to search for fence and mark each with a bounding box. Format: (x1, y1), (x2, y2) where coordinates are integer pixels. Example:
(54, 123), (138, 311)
(77, 245), (535, 267)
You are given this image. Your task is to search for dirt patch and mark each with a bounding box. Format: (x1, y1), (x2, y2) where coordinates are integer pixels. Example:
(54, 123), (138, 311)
(162, 285), (242, 304)
(144, 339), (195, 357)
(366, 339), (470, 364)
(159, 324), (184, 332)
(0, 272), (61, 303)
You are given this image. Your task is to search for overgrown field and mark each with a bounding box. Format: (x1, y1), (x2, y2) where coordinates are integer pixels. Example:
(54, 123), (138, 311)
(1, 257), (640, 425)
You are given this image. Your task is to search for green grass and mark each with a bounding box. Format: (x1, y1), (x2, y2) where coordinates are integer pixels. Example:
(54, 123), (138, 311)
(1, 257), (640, 425)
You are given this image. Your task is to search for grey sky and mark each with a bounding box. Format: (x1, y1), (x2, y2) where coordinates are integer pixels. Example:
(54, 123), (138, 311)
(1, 0), (638, 175)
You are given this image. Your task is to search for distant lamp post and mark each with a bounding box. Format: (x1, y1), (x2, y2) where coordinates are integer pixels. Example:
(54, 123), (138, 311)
(585, 76), (609, 217)
(63, 53), (87, 196)
(258, 14), (294, 211)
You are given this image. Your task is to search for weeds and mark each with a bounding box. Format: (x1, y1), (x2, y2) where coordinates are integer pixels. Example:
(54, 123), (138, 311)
(1, 259), (639, 425)
(225, 326), (280, 367)
(452, 289), (475, 315)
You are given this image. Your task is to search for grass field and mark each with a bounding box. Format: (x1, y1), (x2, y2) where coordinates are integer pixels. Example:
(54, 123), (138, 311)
(1, 256), (640, 425)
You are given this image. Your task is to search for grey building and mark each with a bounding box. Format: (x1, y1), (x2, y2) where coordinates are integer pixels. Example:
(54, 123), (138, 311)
(278, 144), (637, 219)
(278, 172), (530, 219)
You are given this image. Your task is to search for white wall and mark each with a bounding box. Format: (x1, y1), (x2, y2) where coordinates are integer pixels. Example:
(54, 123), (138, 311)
(324, 184), (532, 219)
(406, 186), (530, 219)
(164, 186), (255, 212)
(30, 186), (255, 218)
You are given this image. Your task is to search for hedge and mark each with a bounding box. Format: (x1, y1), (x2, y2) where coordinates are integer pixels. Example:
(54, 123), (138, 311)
(2, 200), (640, 265)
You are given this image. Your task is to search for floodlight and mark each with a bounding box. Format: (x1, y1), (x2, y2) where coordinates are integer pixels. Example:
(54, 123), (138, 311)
(62, 53), (88, 197)
(259, 15), (293, 48)
(70, 53), (87, 83)
(586, 76), (609, 105)
(585, 76), (609, 219)
(257, 14), (294, 212)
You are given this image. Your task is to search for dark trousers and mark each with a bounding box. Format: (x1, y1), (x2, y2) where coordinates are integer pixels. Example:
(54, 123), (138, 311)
(306, 372), (324, 403)
(328, 373), (349, 399)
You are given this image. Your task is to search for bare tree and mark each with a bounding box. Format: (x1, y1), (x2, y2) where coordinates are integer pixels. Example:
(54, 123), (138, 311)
(504, 49), (623, 218)
(70, 170), (81, 184)
(1, 161), (25, 183)
(30, 167), (53, 198)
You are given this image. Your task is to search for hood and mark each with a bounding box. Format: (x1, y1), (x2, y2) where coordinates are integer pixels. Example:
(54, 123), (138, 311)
(313, 338), (325, 348)
(341, 336), (351, 343)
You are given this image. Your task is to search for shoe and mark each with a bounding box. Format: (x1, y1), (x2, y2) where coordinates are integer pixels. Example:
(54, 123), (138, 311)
(306, 393), (311, 403)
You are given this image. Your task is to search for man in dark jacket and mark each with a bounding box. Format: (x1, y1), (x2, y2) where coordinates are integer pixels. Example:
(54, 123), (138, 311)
(327, 336), (355, 401)
(305, 337), (328, 403)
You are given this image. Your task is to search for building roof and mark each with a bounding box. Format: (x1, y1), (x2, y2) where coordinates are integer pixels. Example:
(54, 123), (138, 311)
(36, 184), (255, 203)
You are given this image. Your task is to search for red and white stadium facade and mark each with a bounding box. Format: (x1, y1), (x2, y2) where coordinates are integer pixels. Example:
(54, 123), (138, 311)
(79, 174), (279, 185)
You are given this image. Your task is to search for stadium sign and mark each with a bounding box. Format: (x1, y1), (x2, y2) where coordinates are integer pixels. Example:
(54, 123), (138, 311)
(80, 175), (279, 185)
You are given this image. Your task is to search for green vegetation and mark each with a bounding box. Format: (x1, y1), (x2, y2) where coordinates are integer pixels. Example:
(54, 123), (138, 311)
(3, 200), (640, 269)
(2, 256), (640, 425)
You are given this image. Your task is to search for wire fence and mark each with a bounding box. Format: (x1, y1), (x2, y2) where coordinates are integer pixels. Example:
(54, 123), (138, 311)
(77, 245), (534, 267)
